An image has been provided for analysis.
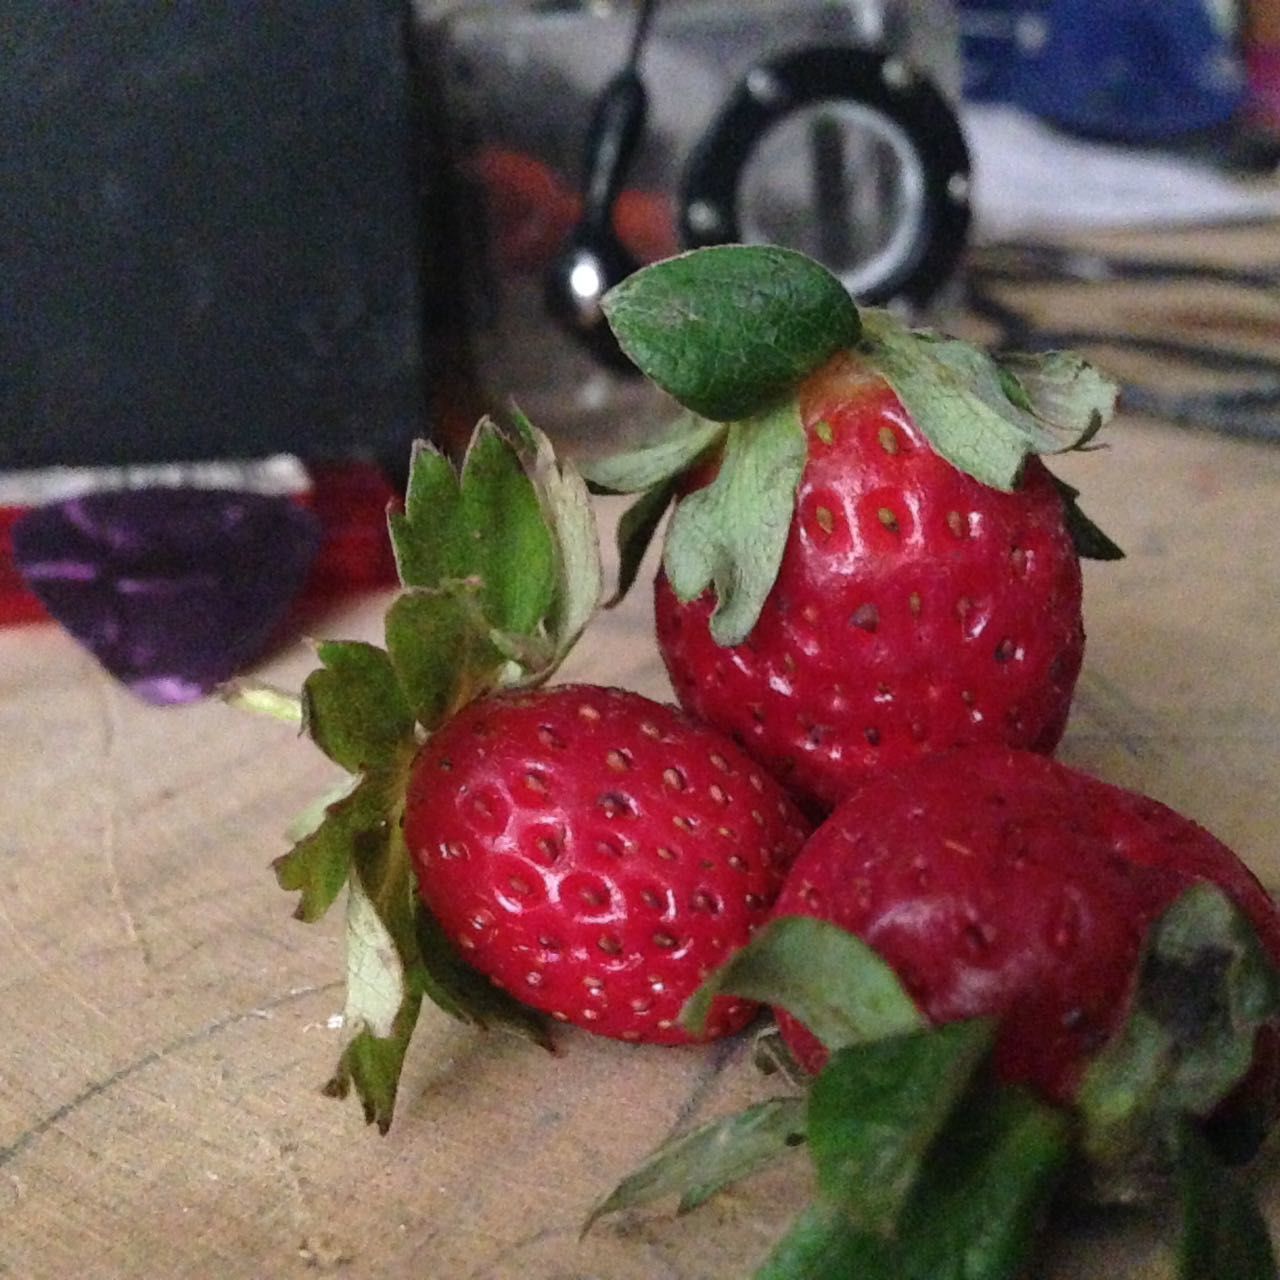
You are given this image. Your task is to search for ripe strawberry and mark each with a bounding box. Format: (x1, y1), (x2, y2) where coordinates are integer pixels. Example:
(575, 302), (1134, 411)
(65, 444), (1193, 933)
(594, 749), (1280, 1273)
(405, 683), (810, 1043)
(586, 245), (1120, 815)
(769, 746), (1280, 1104)
(656, 360), (1087, 813)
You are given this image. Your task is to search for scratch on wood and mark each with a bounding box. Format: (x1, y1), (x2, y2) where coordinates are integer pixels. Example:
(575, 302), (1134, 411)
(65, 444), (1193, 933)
(91, 664), (154, 965)
(0, 980), (341, 1171)
(0, 893), (109, 1022)
(98, 780), (153, 967)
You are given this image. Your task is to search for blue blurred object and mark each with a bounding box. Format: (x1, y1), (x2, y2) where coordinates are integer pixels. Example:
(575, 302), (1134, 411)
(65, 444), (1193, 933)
(958, 0), (1247, 141)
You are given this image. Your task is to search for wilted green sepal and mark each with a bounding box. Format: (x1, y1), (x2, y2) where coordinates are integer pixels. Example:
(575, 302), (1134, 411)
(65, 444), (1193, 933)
(389, 421), (556, 636)
(608, 481), (678, 608)
(1050, 474), (1124, 561)
(324, 988), (423, 1135)
(808, 1020), (996, 1236)
(682, 916), (923, 1049)
(997, 350), (1117, 450)
(302, 641), (416, 773)
(756, 1085), (1070, 1280)
(507, 409), (604, 665)
(579, 413), (728, 495)
(584, 1097), (807, 1235)
(273, 774), (396, 923)
(323, 800), (426, 1133)
(663, 402), (808, 645)
(603, 246), (861, 422)
(325, 826), (550, 1133)
(860, 310), (1119, 492)
(1176, 1119), (1277, 1280)
(416, 910), (553, 1049)
(1078, 883), (1280, 1173)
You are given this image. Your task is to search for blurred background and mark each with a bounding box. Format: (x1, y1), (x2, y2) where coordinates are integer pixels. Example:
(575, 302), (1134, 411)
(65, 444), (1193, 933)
(2, 0), (1278, 664)
(3, 0), (1278, 469)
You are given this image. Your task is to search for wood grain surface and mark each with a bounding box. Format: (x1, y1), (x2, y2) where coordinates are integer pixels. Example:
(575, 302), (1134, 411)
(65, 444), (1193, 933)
(3, 225), (1280, 1278)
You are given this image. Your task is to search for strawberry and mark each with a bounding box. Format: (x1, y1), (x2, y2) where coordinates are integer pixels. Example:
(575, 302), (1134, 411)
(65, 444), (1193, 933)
(229, 409), (807, 1130)
(765, 745), (1280, 1103)
(405, 683), (808, 1043)
(584, 246), (1120, 814)
(656, 362), (1088, 812)
(594, 748), (1280, 1276)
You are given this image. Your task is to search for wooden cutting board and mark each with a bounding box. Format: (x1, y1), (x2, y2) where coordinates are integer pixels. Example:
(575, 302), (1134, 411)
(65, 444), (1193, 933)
(3, 224), (1280, 1278)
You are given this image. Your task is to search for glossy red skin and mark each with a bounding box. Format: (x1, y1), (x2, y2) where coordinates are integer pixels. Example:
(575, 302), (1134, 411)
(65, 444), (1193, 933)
(656, 356), (1085, 815)
(405, 684), (810, 1044)
(771, 746), (1280, 1105)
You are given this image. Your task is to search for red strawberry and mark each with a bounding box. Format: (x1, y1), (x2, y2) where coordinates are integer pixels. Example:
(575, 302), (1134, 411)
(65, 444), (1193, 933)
(769, 745), (1280, 1105)
(405, 683), (810, 1043)
(657, 359), (1087, 813)
(586, 246), (1119, 815)
(598, 749), (1280, 1270)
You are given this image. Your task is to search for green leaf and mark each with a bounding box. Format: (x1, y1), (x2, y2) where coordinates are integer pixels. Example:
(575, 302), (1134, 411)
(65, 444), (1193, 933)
(387, 438), (459, 584)
(681, 917), (924, 1048)
(284, 774), (361, 844)
(324, 987), (422, 1136)
(273, 774), (396, 923)
(342, 853), (415, 1041)
(1078, 884), (1280, 1173)
(301, 641), (416, 774)
(663, 401), (808, 645)
(383, 586), (507, 731)
(325, 802), (424, 1133)
(756, 1086), (1071, 1280)
(608, 480), (678, 608)
(1176, 1119), (1277, 1280)
(388, 421), (557, 637)
(318, 802), (549, 1132)
(578, 413), (728, 494)
(507, 408), (604, 665)
(1049, 472), (1125, 561)
(603, 245), (861, 422)
(859, 311), (1117, 492)
(807, 1020), (996, 1235)
(584, 1097), (807, 1234)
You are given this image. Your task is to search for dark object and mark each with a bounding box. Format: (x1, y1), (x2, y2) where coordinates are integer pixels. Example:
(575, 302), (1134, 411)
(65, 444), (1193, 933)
(545, 0), (658, 369)
(681, 44), (971, 309)
(0, 4), (430, 470)
(13, 490), (321, 704)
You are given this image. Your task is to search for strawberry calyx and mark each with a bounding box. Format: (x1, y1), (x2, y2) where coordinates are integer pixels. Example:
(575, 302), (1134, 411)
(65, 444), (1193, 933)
(584, 244), (1121, 645)
(1077, 882), (1280, 1191)
(589, 895), (1280, 1277)
(227, 413), (603, 1131)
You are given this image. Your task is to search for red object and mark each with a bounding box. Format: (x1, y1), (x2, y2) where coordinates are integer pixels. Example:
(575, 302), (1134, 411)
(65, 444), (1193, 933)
(0, 459), (400, 628)
(296, 461), (399, 599)
(770, 746), (1280, 1105)
(1246, 44), (1280, 130)
(470, 145), (679, 274)
(655, 359), (1085, 815)
(404, 684), (810, 1044)
(0, 503), (49, 624)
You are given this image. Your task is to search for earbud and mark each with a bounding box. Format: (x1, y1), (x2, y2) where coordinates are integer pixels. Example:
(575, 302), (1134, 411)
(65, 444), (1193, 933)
(546, 0), (657, 371)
